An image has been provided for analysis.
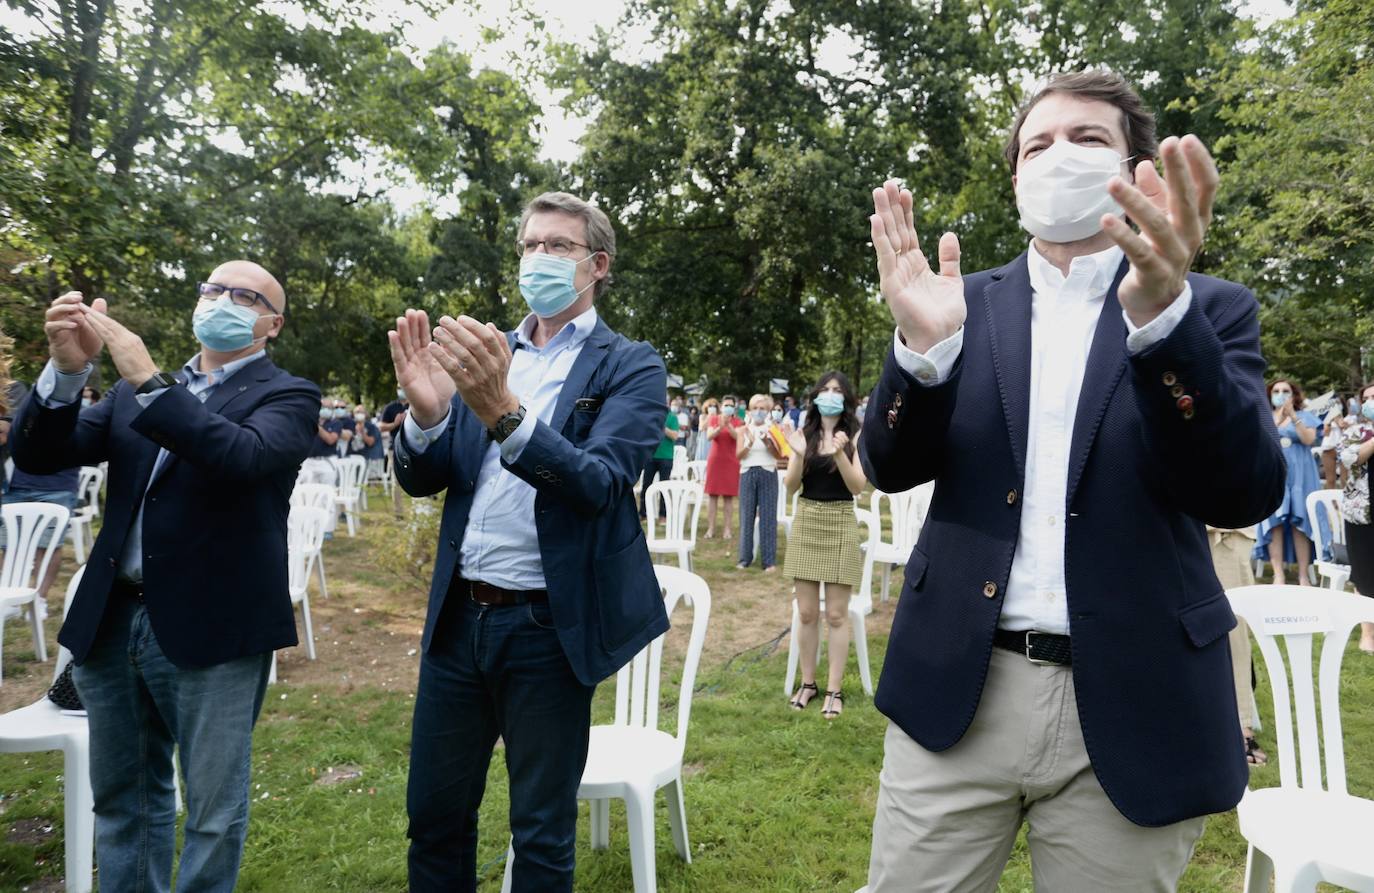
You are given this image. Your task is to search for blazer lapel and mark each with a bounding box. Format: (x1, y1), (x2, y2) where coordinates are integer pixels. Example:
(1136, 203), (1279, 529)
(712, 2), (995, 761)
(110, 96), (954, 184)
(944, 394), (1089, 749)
(982, 254), (1033, 479)
(548, 320), (613, 435)
(152, 357), (275, 486)
(1065, 259), (1131, 506)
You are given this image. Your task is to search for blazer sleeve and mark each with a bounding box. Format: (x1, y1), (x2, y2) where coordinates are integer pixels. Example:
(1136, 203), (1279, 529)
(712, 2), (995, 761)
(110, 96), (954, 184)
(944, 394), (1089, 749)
(858, 346), (963, 493)
(127, 375), (321, 481)
(392, 404), (460, 498)
(1128, 283), (1286, 528)
(10, 381), (120, 473)
(502, 341), (667, 516)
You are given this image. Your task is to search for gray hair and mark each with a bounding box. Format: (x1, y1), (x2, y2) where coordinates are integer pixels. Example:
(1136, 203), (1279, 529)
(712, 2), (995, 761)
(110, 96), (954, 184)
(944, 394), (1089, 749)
(517, 191), (616, 298)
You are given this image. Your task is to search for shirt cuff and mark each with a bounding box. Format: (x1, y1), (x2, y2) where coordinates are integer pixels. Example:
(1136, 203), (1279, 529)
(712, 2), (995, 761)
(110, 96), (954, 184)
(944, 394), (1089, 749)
(1123, 282), (1193, 355)
(134, 387), (174, 408)
(498, 409), (539, 463)
(892, 327), (963, 386)
(402, 408), (450, 456)
(35, 360), (93, 406)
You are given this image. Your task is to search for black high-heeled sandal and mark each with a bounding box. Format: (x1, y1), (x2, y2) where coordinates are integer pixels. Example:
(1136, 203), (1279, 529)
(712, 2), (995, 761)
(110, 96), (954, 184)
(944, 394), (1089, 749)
(822, 690), (844, 719)
(789, 682), (819, 710)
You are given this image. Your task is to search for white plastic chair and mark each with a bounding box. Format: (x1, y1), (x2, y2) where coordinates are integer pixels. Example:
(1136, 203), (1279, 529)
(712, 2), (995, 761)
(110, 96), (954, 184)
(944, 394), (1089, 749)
(779, 481), (800, 539)
(668, 444), (689, 480)
(503, 565), (711, 893)
(644, 480), (703, 571)
(269, 508), (326, 684)
(290, 484), (334, 598)
(0, 502), (70, 679)
(0, 564), (93, 891)
(859, 482), (933, 603)
(1306, 489), (1350, 592)
(1228, 584), (1374, 892)
(68, 466), (105, 565)
(331, 455), (366, 537)
(684, 460), (707, 484)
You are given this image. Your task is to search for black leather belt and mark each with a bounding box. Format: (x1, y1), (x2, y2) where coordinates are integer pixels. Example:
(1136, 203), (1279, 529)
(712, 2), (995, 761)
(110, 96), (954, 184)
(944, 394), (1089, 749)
(458, 579), (548, 607)
(993, 629), (1072, 666)
(111, 581), (146, 604)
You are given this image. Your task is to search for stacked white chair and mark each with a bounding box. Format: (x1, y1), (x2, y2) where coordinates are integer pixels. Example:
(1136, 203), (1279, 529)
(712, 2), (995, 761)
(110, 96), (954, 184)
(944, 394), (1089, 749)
(1306, 489), (1350, 591)
(68, 466), (105, 565)
(859, 481), (934, 603)
(643, 480), (703, 571)
(668, 444), (690, 481)
(0, 566), (94, 891)
(270, 507), (327, 684)
(0, 502), (70, 680)
(1228, 584), (1374, 891)
(684, 460), (707, 484)
(503, 565), (711, 893)
(290, 483), (334, 598)
(331, 455), (367, 537)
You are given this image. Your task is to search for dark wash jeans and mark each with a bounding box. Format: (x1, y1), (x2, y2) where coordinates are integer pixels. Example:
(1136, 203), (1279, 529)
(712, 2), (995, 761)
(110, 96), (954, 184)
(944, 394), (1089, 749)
(407, 593), (596, 892)
(73, 594), (271, 893)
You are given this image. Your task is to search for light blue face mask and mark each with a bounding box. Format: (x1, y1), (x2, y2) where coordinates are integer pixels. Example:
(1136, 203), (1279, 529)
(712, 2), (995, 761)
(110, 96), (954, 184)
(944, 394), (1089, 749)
(814, 392), (845, 417)
(1363, 399), (1374, 421)
(193, 296), (267, 352)
(518, 252), (598, 317)
(1271, 391), (1290, 408)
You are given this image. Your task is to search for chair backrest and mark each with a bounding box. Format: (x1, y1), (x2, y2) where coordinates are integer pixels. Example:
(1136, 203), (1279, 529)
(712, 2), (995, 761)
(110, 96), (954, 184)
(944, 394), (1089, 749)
(77, 465), (105, 517)
(669, 445), (689, 480)
(286, 543), (310, 594)
(685, 459), (707, 484)
(53, 564), (86, 681)
(1306, 488), (1346, 558)
(644, 480), (704, 548)
(297, 459), (337, 485)
(1227, 584), (1374, 795)
(291, 483), (336, 513)
(610, 565), (711, 745)
(288, 505), (329, 554)
(867, 482), (933, 555)
(0, 502), (71, 591)
(332, 455), (367, 495)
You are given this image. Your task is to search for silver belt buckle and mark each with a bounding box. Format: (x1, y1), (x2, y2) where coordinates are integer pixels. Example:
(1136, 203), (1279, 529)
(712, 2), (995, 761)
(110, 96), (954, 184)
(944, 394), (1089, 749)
(1025, 631), (1053, 665)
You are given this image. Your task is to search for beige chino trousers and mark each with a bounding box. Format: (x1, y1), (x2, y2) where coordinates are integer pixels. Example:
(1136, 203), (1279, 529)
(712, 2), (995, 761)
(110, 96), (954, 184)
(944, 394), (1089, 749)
(868, 648), (1205, 892)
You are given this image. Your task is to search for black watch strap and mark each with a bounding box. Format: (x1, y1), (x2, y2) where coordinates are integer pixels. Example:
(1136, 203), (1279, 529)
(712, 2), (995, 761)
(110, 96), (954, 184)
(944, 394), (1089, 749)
(488, 405), (527, 443)
(136, 371), (179, 395)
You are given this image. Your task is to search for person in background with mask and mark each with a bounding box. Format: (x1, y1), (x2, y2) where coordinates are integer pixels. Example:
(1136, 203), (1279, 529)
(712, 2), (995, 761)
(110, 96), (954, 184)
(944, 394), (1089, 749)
(1338, 382), (1374, 652)
(12, 261), (318, 892)
(309, 396), (342, 460)
(379, 387), (410, 517)
(1253, 378), (1320, 586)
(639, 391), (678, 519)
(81, 385), (101, 407)
(860, 71), (1284, 891)
(388, 191), (668, 891)
(703, 392), (743, 539)
(695, 397), (718, 461)
(348, 403), (384, 477)
(783, 394), (801, 428)
(735, 393), (783, 572)
(857, 394), (870, 422)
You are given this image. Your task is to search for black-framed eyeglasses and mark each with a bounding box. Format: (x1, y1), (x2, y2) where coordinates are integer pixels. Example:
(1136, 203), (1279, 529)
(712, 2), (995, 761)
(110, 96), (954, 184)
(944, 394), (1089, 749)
(197, 281), (279, 314)
(515, 237), (594, 258)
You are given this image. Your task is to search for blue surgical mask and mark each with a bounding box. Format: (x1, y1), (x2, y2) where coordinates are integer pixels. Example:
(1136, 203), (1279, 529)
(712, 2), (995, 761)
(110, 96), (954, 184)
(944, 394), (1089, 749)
(518, 252), (598, 317)
(770, 409), (783, 422)
(815, 392), (845, 417)
(81, 398), (92, 408)
(193, 296), (267, 352)
(1363, 400), (1374, 421)
(319, 407), (332, 420)
(1271, 391), (1290, 408)
(751, 409), (767, 424)
(334, 407), (348, 419)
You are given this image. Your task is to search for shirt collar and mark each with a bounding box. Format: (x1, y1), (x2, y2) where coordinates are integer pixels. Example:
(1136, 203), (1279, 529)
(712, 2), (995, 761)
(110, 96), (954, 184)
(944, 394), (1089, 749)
(182, 348), (266, 387)
(514, 306), (599, 352)
(1027, 240), (1124, 302)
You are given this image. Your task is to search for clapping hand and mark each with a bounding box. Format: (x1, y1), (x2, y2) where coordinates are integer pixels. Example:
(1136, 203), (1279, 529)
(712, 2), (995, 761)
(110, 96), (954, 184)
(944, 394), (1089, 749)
(831, 430), (850, 453)
(428, 315), (519, 429)
(388, 310), (456, 429)
(78, 304), (159, 386)
(870, 179), (965, 354)
(1102, 135), (1219, 327)
(44, 292), (106, 374)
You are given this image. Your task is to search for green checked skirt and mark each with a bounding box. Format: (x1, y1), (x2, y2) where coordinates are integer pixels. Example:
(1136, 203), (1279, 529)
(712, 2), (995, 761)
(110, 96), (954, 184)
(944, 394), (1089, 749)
(784, 497), (863, 588)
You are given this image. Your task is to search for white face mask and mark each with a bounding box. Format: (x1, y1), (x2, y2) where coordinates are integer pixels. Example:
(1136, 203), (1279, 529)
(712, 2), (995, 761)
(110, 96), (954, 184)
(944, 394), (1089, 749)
(1016, 141), (1130, 243)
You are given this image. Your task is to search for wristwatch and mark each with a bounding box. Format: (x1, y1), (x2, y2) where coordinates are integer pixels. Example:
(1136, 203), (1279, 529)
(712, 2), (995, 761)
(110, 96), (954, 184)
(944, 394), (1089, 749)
(136, 370), (179, 395)
(488, 405), (527, 443)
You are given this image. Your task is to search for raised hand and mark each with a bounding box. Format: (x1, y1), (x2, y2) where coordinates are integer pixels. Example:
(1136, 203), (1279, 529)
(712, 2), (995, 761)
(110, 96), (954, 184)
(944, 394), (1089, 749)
(387, 309), (455, 428)
(870, 179), (965, 353)
(428, 316), (518, 429)
(78, 304), (158, 385)
(44, 292), (106, 373)
(1103, 135), (1219, 327)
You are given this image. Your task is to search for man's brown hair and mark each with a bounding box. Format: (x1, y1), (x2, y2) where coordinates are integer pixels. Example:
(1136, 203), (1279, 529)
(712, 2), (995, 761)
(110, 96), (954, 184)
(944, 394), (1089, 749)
(1003, 70), (1159, 173)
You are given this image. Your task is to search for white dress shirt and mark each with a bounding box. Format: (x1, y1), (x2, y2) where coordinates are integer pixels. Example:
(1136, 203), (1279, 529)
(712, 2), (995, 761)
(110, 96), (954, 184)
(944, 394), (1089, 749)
(399, 307), (598, 590)
(892, 242), (1193, 633)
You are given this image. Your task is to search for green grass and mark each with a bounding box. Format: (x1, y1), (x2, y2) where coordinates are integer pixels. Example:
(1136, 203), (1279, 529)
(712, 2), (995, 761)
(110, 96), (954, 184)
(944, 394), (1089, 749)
(3, 496), (1374, 891)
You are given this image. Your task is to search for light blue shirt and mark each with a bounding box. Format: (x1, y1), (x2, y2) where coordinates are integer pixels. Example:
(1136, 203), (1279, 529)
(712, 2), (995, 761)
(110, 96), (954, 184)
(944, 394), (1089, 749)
(36, 350), (267, 582)
(399, 307), (598, 590)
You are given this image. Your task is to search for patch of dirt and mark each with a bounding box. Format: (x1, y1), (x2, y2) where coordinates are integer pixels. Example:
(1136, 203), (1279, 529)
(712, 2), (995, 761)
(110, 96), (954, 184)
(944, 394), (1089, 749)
(6, 818), (54, 846)
(19, 878), (65, 893)
(313, 765), (364, 786)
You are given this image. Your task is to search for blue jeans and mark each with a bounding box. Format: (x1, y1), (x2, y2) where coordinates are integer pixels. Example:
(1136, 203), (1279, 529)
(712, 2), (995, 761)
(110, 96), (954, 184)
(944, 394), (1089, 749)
(73, 594), (271, 893)
(407, 595), (595, 892)
(738, 465), (778, 568)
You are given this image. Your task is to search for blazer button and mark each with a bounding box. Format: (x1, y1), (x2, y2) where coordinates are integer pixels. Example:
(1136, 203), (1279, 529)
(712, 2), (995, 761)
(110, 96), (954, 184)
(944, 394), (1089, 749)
(448, 539), (456, 549)
(108, 557), (116, 568)
(1006, 489), (1018, 506)
(1183, 408), (1195, 420)
(1162, 372), (1177, 387)
(983, 581), (998, 598)
(892, 394), (903, 409)
(1177, 395), (1194, 412)
(1170, 385), (1184, 398)
(886, 409), (897, 430)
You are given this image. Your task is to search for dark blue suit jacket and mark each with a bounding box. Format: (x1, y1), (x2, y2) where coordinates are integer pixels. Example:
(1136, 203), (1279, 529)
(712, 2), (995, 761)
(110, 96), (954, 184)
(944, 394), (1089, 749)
(394, 318), (670, 686)
(11, 356), (320, 668)
(859, 254), (1286, 827)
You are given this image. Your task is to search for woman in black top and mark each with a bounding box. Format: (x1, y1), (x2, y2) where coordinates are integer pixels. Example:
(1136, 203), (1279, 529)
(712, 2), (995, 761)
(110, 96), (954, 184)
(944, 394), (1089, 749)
(782, 371), (867, 718)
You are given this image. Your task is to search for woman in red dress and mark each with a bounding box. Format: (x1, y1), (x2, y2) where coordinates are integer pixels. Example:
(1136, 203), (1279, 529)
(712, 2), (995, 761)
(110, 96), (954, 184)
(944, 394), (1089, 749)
(703, 394), (743, 538)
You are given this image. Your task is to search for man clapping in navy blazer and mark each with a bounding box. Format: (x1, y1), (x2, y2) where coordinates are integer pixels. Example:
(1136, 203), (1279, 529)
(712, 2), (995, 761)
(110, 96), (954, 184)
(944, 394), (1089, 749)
(389, 191), (668, 892)
(859, 72), (1285, 891)
(12, 261), (319, 892)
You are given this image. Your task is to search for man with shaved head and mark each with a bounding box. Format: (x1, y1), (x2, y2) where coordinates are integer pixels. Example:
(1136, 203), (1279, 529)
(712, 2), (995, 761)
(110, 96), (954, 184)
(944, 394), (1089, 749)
(12, 259), (320, 892)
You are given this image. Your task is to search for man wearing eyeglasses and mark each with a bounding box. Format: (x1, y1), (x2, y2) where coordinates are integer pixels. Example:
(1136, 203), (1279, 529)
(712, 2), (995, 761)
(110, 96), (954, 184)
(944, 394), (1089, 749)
(11, 260), (319, 893)
(389, 192), (669, 891)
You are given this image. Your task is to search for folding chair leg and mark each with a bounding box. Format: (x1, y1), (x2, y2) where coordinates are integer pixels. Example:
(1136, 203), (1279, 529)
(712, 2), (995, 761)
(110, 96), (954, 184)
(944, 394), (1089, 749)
(30, 601), (48, 663)
(346, 510), (357, 537)
(624, 784), (658, 893)
(1274, 861), (1321, 892)
(851, 609), (873, 696)
(501, 837), (515, 893)
(665, 775), (691, 862)
(881, 564), (891, 602)
(268, 652), (277, 685)
(63, 737), (94, 893)
(1243, 846), (1273, 893)
(785, 599), (801, 696)
(590, 797), (611, 850)
(301, 595), (316, 660)
(72, 523), (87, 565)
(316, 556), (329, 600)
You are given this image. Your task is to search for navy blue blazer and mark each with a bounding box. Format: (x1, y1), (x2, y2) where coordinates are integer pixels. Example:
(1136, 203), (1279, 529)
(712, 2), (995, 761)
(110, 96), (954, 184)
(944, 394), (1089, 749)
(859, 254), (1286, 827)
(11, 356), (321, 668)
(394, 318), (670, 686)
